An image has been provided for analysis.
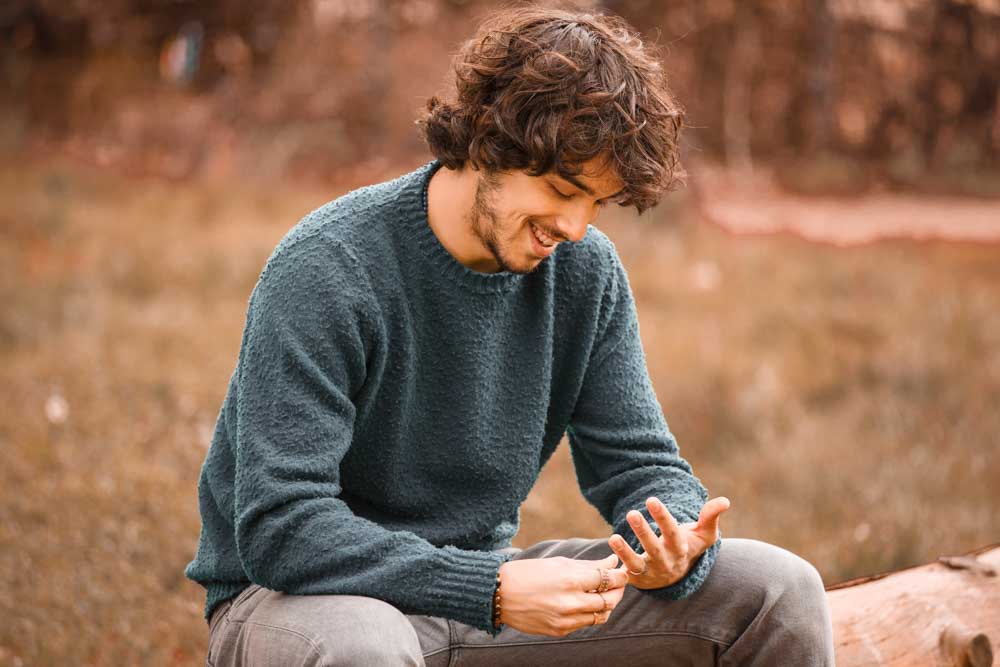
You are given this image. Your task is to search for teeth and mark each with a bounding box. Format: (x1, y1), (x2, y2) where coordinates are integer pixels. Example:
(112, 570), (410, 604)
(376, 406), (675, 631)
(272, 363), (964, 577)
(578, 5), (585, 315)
(531, 223), (556, 247)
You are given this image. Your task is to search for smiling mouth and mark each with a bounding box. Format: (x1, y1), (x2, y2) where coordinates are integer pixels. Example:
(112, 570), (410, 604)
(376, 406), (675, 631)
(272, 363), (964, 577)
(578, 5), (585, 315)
(529, 222), (558, 248)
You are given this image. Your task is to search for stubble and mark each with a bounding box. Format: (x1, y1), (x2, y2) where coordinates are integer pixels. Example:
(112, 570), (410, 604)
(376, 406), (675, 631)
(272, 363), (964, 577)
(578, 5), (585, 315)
(468, 170), (539, 275)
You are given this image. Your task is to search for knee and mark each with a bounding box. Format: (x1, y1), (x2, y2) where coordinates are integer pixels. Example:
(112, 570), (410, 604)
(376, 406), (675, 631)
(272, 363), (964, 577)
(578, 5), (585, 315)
(773, 546), (827, 615)
(706, 540), (834, 663)
(721, 539), (829, 625)
(250, 594), (423, 667)
(313, 596), (424, 666)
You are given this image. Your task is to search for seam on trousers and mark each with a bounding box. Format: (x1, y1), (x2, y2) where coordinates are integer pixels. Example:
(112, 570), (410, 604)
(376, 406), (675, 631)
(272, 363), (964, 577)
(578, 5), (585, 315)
(423, 646), (450, 658)
(452, 628), (734, 652)
(206, 615), (229, 667)
(447, 619), (460, 667)
(226, 618), (324, 661)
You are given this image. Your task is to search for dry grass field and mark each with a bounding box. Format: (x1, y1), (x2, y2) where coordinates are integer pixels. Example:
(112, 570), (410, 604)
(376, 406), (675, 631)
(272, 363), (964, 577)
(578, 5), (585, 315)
(2, 156), (998, 665)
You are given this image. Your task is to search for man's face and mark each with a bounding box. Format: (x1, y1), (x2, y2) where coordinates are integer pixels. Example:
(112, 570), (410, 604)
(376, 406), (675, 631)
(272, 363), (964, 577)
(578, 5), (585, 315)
(467, 157), (628, 274)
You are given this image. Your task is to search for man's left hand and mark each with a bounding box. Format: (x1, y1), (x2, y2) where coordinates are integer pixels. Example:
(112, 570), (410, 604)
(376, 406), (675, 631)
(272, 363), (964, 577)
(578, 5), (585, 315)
(608, 496), (730, 590)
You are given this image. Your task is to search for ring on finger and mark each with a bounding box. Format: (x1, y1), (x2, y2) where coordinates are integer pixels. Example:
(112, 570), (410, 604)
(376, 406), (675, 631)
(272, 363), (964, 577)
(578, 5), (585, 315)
(596, 567), (610, 593)
(592, 611), (599, 626)
(596, 591), (610, 612)
(628, 555), (648, 576)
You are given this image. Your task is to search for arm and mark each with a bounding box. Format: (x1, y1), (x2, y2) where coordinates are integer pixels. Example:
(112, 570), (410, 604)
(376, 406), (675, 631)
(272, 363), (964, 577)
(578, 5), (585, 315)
(231, 236), (512, 635)
(566, 247), (720, 600)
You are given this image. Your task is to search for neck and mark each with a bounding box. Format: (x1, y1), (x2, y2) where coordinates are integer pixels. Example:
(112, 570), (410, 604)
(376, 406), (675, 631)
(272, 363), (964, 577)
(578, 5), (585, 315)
(426, 163), (499, 273)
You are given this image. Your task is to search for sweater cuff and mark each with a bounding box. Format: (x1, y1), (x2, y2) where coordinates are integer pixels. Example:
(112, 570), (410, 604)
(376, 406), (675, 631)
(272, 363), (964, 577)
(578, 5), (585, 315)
(429, 545), (517, 636)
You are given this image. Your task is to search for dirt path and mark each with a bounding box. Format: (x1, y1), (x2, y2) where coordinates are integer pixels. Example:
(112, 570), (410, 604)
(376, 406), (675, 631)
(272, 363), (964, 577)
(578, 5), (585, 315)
(694, 166), (1000, 246)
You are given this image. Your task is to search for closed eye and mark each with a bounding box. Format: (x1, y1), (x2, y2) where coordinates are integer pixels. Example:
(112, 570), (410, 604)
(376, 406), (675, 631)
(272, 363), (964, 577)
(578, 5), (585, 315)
(550, 185), (574, 200)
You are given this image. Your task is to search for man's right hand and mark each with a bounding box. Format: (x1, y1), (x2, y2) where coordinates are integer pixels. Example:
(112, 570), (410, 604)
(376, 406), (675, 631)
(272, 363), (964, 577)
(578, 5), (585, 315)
(496, 553), (629, 636)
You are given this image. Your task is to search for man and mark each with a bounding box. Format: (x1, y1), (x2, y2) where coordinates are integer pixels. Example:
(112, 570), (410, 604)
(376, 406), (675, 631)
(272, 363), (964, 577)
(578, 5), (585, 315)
(185, 6), (835, 665)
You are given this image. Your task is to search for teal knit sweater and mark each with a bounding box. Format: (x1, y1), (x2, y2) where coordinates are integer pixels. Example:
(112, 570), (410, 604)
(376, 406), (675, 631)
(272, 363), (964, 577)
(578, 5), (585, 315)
(184, 159), (719, 637)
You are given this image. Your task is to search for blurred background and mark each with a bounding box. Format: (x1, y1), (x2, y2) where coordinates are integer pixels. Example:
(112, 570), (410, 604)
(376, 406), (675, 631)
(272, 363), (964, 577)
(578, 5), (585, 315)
(2, 0), (998, 664)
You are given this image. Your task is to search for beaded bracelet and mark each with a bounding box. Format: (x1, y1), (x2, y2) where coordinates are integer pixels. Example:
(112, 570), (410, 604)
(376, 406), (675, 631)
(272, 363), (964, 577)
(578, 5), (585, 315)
(491, 569), (503, 629)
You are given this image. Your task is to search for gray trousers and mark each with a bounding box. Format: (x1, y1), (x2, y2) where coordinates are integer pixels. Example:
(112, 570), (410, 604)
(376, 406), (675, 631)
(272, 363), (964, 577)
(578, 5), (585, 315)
(205, 537), (835, 666)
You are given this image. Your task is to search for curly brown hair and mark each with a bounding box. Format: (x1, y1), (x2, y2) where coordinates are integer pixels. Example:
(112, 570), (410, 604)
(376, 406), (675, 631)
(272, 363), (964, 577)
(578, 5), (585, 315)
(416, 5), (685, 213)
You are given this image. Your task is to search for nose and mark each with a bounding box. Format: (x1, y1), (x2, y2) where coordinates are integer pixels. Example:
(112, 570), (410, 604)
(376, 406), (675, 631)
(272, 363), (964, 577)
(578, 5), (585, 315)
(553, 210), (591, 243)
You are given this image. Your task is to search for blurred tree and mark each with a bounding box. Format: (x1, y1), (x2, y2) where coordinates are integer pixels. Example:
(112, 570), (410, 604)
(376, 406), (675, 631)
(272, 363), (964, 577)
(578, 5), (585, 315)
(805, 0), (836, 155)
(1, 0), (305, 77)
(1, 0), (998, 190)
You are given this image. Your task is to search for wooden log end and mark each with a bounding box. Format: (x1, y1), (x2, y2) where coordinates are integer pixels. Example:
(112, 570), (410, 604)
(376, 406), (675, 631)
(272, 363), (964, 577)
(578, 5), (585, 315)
(940, 624), (994, 667)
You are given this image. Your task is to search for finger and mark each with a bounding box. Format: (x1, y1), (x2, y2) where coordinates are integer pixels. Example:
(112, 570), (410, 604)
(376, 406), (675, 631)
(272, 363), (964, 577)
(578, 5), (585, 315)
(583, 554), (628, 592)
(603, 584), (626, 608)
(566, 609), (612, 633)
(608, 533), (646, 575)
(647, 497), (685, 556)
(699, 496), (731, 524)
(580, 552), (620, 567)
(695, 497), (730, 541)
(575, 553), (619, 586)
(626, 509), (667, 562)
(581, 586), (624, 615)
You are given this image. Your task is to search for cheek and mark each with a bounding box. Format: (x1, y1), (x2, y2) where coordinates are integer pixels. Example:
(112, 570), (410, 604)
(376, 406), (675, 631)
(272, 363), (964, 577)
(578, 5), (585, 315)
(502, 211), (535, 235)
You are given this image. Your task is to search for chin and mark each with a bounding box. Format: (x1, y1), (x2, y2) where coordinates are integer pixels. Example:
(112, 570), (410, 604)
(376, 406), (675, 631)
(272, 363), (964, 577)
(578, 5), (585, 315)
(495, 251), (542, 275)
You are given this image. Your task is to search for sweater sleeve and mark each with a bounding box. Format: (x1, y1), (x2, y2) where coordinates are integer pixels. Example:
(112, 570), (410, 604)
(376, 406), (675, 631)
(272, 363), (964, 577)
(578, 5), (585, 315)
(566, 246), (720, 601)
(231, 235), (512, 636)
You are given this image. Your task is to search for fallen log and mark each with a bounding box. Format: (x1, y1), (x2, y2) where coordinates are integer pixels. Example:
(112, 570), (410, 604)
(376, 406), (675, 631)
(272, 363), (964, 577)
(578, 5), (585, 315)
(828, 543), (999, 666)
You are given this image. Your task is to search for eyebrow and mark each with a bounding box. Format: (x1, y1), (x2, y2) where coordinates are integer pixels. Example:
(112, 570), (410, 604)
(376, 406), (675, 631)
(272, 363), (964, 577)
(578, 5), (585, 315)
(556, 173), (626, 201)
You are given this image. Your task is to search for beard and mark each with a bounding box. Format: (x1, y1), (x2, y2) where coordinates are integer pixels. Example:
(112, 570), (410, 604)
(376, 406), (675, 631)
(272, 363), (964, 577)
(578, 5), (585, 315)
(468, 171), (542, 275)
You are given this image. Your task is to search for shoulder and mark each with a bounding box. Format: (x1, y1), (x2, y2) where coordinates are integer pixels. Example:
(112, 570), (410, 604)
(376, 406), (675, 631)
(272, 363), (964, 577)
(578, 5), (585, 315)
(273, 181), (401, 262)
(257, 164), (427, 292)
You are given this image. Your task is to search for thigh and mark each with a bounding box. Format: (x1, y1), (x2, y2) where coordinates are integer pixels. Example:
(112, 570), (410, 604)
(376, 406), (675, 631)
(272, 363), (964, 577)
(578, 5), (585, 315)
(207, 584), (438, 667)
(445, 537), (783, 667)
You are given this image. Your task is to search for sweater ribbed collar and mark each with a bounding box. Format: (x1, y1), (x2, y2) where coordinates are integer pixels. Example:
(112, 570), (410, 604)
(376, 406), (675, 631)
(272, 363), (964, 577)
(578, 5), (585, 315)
(405, 159), (525, 295)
